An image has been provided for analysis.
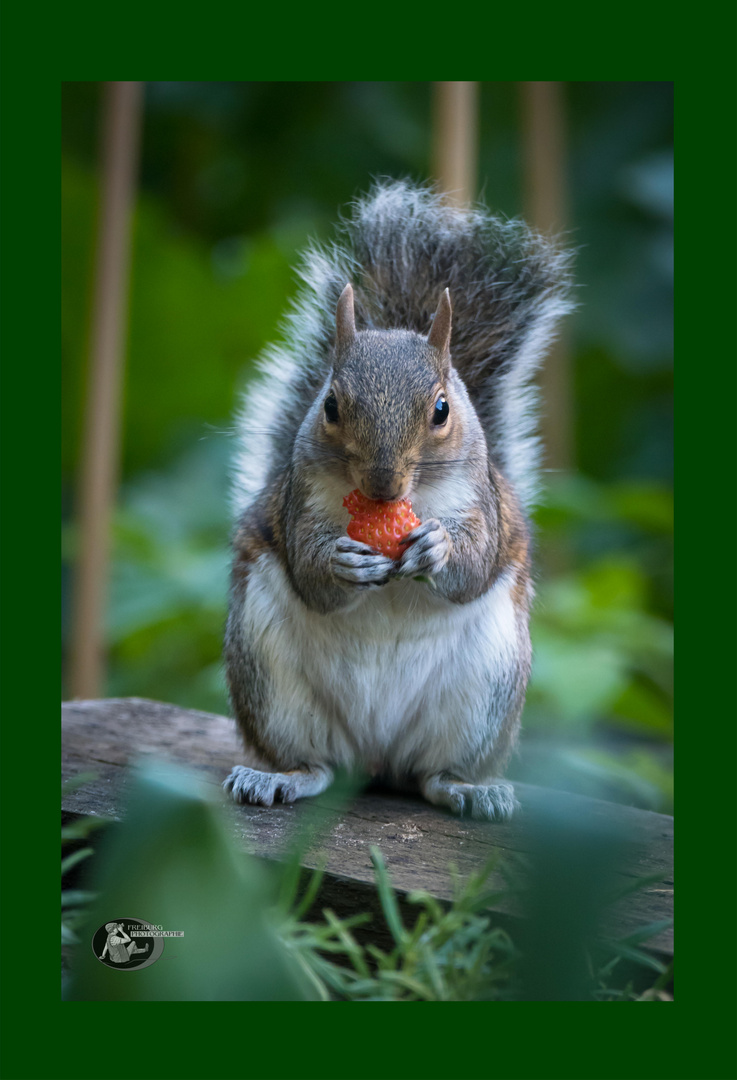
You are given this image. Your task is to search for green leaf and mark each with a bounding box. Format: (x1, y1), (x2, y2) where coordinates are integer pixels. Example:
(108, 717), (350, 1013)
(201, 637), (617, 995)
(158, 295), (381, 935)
(600, 941), (667, 974)
(322, 909), (370, 978)
(62, 922), (79, 945)
(603, 871), (668, 906)
(62, 772), (99, 798)
(62, 816), (111, 842)
(61, 848), (93, 876)
(379, 970), (436, 1000)
(615, 918), (673, 948)
(61, 889), (97, 908)
(412, 574), (437, 589)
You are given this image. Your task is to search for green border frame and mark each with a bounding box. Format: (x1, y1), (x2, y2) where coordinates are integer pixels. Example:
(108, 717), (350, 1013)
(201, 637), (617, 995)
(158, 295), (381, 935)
(2, 12), (736, 1080)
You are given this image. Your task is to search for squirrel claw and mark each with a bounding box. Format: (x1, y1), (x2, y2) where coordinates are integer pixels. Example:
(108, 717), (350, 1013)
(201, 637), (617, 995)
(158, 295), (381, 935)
(332, 539), (394, 587)
(397, 518), (450, 577)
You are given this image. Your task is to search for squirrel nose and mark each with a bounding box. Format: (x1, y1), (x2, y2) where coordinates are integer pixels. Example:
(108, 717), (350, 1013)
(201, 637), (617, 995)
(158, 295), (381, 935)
(362, 468), (406, 502)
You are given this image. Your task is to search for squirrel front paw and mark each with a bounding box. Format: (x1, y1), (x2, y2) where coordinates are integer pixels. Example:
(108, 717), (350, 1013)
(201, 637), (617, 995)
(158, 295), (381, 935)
(332, 537), (395, 589)
(397, 519), (451, 576)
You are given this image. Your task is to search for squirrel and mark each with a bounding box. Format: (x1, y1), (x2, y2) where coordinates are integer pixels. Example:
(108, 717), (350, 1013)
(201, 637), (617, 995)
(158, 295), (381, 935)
(223, 180), (573, 821)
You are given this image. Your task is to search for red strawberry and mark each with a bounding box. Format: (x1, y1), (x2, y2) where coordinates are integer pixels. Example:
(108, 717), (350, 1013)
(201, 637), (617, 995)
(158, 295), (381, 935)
(343, 489), (421, 561)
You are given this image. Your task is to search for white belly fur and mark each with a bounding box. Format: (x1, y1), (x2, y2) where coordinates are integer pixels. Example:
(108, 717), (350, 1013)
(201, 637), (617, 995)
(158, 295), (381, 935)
(241, 552), (523, 777)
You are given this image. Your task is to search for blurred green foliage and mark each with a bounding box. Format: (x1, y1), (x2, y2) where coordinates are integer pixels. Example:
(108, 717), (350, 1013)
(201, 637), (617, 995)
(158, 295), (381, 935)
(65, 762), (671, 1002)
(61, 82), (672, 811)
(66, 763), (317, 1001)
(62, 154), (294, 479)
(519, 471), (673, 810)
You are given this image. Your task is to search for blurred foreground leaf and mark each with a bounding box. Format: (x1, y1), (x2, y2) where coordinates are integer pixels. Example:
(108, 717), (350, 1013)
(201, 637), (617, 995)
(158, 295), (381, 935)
(66, 761), (315, 1001)
(517, 788), (638, 1001)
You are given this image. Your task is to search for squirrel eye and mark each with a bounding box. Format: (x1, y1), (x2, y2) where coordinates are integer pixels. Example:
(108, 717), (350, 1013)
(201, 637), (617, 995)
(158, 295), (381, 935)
(433, 395), (449, 426)
(324, 392), (339, 423)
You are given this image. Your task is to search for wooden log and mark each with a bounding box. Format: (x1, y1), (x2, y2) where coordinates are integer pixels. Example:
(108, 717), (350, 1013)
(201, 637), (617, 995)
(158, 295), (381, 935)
(62, 698), (673, 955)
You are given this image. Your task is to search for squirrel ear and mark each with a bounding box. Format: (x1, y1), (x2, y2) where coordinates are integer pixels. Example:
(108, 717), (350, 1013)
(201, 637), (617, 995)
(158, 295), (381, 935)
(427, 288), (452, 367)
(335, 283), (356, 353)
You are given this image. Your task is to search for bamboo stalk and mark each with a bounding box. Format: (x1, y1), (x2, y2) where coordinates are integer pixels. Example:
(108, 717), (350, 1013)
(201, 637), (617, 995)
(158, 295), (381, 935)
(520, 80), (573, 473)
(68, 81), (143, 699)
(432, 82), (479, 206)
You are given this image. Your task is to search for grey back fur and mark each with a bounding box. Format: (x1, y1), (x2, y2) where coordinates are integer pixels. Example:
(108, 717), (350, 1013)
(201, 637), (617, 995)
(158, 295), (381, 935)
(233, 180), (574, 516)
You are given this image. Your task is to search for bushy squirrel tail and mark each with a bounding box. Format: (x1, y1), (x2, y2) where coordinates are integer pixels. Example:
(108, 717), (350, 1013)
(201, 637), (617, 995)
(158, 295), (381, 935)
(233, 180), (574, 516)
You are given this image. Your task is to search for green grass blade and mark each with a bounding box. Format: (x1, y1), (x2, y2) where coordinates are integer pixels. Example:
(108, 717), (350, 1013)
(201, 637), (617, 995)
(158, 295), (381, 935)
(290, 861), (326, 922)
(615, 918), (673, 948)
(370, 846), (406, 947)
(61, 847), (93, 876)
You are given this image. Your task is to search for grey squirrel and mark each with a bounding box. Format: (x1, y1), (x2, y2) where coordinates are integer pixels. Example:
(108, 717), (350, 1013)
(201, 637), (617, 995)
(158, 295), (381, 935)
(223, 180), (573, 820)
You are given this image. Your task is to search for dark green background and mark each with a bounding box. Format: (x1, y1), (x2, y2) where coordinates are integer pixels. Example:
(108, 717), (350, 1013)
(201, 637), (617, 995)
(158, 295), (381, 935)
(0, 7), (731, 1071)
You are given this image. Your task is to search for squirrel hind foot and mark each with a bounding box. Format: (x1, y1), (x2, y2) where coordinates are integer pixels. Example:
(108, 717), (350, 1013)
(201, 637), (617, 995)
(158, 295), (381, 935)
(420, 773), (520, 822)
(223, 764), (333, 807)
